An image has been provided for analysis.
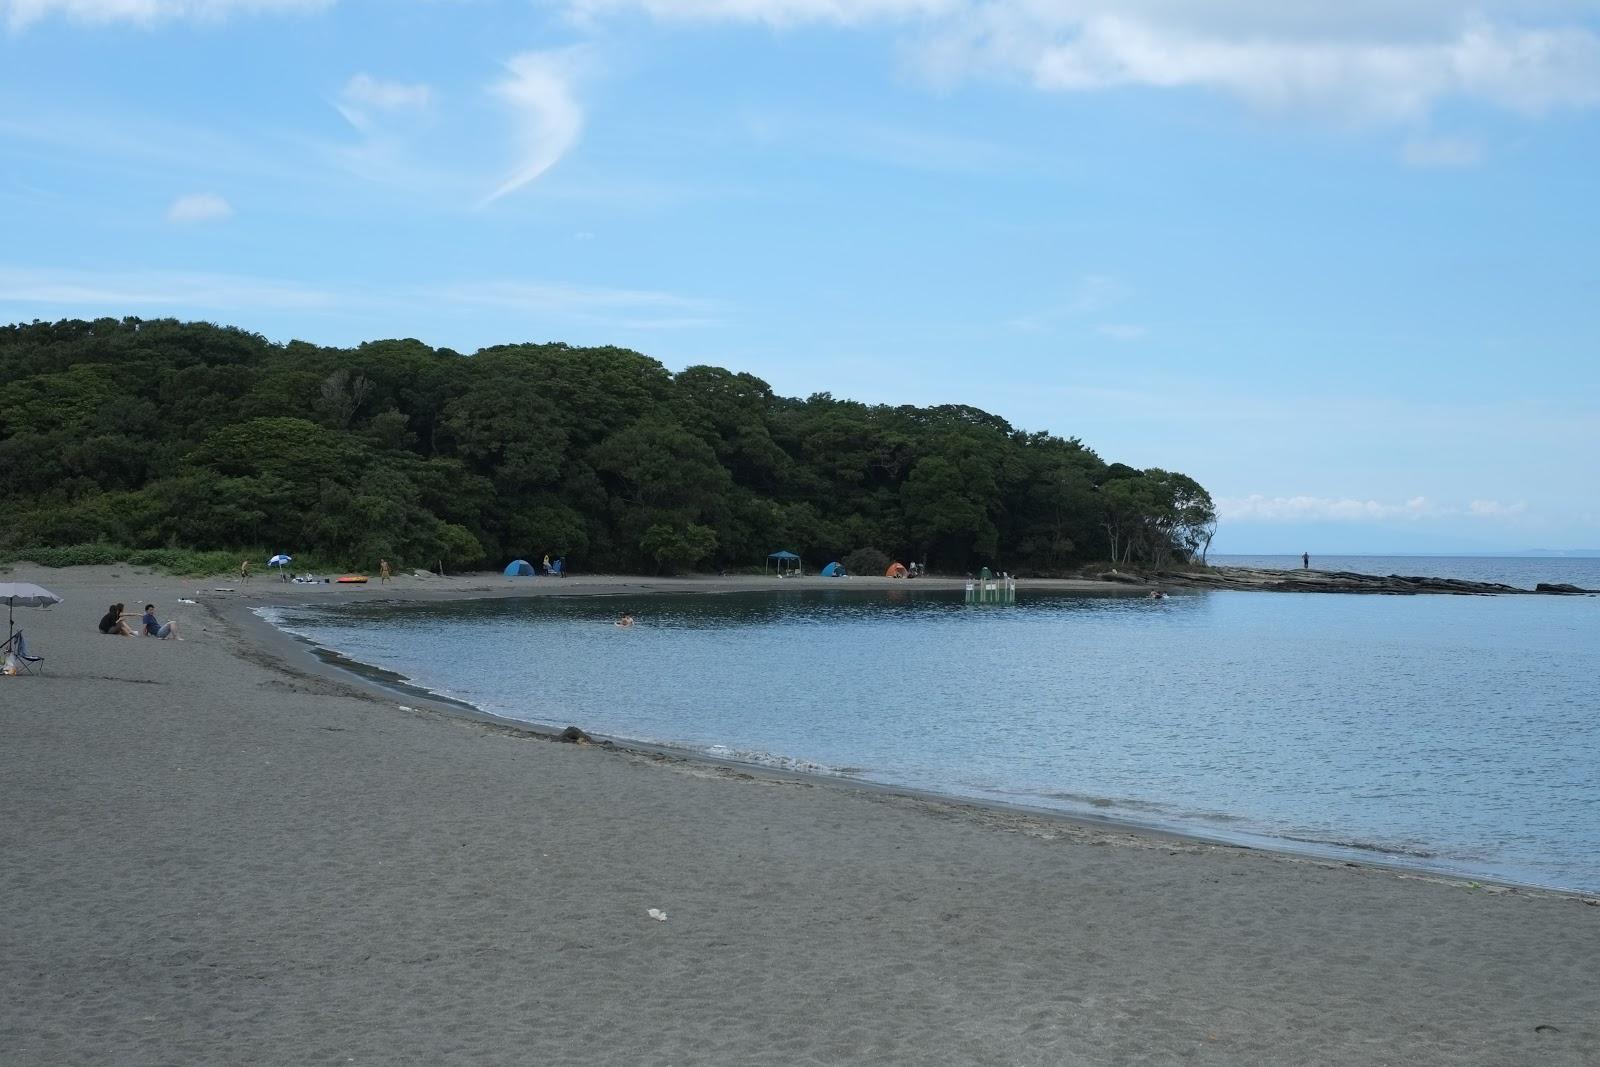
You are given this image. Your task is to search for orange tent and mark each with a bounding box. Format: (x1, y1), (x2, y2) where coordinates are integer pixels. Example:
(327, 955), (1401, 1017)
(885, 562), (908, 578)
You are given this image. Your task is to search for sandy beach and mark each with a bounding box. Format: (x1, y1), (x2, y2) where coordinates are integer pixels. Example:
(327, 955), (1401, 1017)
(3, 565), (1597, 1066)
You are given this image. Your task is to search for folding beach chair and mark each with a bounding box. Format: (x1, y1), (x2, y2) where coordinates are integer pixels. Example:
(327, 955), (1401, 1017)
(2, 630), (43, 675)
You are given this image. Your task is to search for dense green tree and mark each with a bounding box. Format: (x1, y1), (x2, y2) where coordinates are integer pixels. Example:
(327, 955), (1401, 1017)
(640, 521), (719, 574)
(0, 317), (1215, 573)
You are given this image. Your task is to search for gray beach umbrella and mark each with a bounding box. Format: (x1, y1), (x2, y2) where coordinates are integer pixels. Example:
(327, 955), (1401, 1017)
(0, 582), (63, 644)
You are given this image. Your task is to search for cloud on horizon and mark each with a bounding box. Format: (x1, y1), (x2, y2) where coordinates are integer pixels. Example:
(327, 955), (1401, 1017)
(0, 264), (333, 311)
(0, 263), (719, 330)
(1219, 493), (1530, 523)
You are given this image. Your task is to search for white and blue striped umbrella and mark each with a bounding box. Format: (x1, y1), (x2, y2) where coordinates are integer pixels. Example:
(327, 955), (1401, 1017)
(267, 554), (292, 567)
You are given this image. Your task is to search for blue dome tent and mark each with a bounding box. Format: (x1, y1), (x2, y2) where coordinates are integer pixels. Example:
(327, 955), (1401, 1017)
(503, 559), (535, 576)
(820, 562), (846, 577)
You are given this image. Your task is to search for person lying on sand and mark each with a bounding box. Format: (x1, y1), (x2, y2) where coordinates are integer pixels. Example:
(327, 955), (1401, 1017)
(141, 604), (183, 641)
(98, 603), (139, 637)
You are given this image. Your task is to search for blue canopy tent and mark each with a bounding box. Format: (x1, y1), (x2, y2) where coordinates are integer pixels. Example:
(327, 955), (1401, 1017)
(820, 562), (845, 577)
(504, 559), (535, 577)
(765, 550), (801, 577)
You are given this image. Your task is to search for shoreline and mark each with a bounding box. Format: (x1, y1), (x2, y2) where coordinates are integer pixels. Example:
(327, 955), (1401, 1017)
(240, 579), (1583, 897)
(5, 563), (1599, 1065)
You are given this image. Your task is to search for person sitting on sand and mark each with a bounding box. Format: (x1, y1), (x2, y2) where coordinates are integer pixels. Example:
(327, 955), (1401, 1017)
(141, 604), (183, 641)
(98, 603), (138, 637)
(616, 613), (635, 628)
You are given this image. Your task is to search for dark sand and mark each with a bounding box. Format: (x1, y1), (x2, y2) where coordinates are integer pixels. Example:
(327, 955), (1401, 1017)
(2, 565), (1597, 1066)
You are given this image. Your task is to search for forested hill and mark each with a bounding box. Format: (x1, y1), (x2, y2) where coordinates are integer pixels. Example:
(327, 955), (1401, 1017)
(0, 318), (1216, 574)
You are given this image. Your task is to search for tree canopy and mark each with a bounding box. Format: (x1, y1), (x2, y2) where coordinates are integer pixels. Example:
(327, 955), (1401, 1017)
(0, 317), (1215, 573)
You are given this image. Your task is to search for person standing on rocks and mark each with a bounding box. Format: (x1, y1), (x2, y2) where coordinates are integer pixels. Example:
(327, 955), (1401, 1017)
(1302, 552), (1310, 570)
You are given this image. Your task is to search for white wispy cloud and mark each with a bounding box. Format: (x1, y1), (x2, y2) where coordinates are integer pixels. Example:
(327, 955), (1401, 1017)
(567, 0), (954, 27)
(1468, 499), (1529, 517)
(0, 265), (333, 310)
(3, 0), (330, 29)
(741, 110), (1028, 175)
(573, 1), (1600, 123)
(165, 192), (233, 224)
(924, 13), (1600, 123)
(483, 49), (588, 205)
(0, 264), (721, 328)
(336, 73), (435, 133)
(1402, 134), (1485, 168)
(428, 279), (720, 328)
(431, 278), (709, 311)
(1008, 274), (1128, 332)
(1220, 494), (1530, 522)
(1096, 323), (1147, 342)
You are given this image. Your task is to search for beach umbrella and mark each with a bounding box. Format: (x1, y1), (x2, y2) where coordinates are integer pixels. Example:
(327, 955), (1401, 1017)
(0, 582), (63, 646)
(268, 554), (292, 568)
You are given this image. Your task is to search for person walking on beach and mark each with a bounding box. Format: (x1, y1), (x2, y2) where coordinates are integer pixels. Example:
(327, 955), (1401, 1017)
(1302, 552), (1310, 570)
(240, 559), (251, 583)
(379, 558), (391, 584)
(141, 604), (183, 641)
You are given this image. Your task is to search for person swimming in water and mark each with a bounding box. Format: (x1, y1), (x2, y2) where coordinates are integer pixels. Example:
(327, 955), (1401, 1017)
(616, 614), (635, 628)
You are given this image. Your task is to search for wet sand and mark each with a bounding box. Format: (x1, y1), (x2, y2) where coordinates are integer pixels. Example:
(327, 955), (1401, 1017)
(2, 564), (1597, 1065)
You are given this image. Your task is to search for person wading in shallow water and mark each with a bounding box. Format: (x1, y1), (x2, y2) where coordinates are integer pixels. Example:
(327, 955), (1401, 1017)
(1302, 552), (1310, 570)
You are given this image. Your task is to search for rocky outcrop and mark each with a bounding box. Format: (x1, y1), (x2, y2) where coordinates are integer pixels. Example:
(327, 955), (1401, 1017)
(1145, 567), (1594, 596)
(1534, 583), (1599, 595)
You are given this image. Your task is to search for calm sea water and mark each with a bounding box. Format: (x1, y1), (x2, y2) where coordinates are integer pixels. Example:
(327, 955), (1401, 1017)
(1212, 554), (1600, 589)
(263, 586), (1600, 892)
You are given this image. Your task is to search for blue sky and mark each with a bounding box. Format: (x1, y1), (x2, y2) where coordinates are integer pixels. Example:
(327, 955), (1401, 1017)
(3, 0), (1598, 553)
